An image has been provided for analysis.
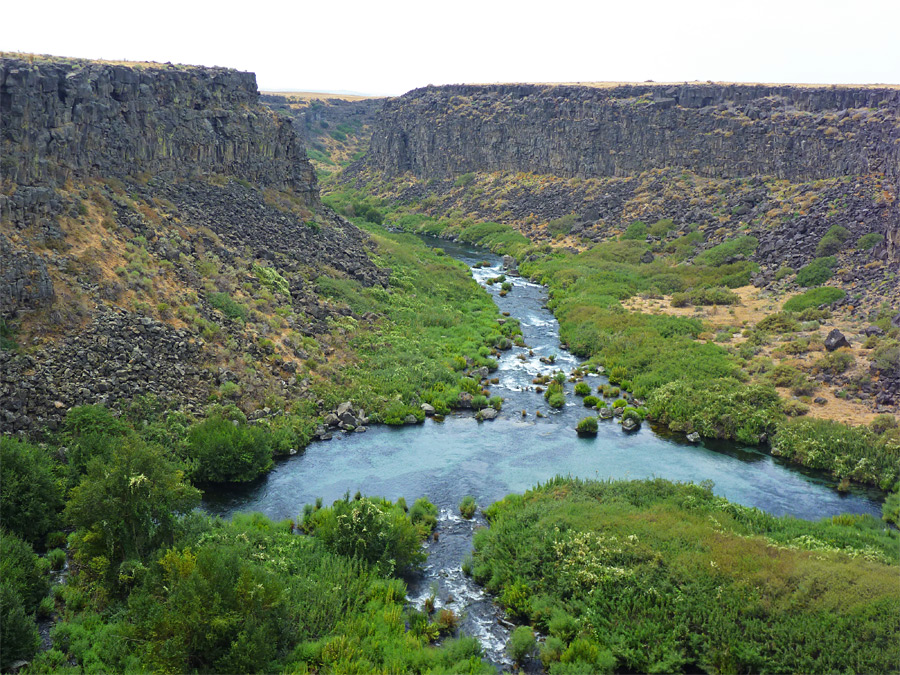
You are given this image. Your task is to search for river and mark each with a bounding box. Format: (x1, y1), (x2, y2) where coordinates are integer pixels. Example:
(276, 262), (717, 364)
(203, 234), (883, 669)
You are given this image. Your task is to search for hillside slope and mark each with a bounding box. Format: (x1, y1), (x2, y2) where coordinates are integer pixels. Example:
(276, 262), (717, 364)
(0, 55), (387, 432)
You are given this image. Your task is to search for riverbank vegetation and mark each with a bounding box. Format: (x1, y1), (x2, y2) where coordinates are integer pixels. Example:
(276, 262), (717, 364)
(1, 423), (494, 672)
(471, 477), (900, 674)
(322, 185), (899, 489)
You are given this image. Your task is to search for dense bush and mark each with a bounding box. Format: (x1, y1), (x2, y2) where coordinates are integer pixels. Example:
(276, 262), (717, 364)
(459, 496), (477, 519)
(815, 225), (850, 257)
(508, 626), (536, 664)
(782, 286), (846, 312)
(620, 221), (647, 240)
(648, 379), (782, 444)
(473, 478), (900, 675)
(1, 582), (40, 670)
(857, 232), (884, 250)
(573, 381), (591, 396)
(303, 496), (426, 575)
(66, 438), (201, 572)
(186, 415), (274, 482)
(694, 235), (758, 266)
(772, 418), (899, 487)
(0, 437), (64, 546)
(576, 417), (598, 435)
(207, 292), (248, 321)
(796, 257), (837, 287)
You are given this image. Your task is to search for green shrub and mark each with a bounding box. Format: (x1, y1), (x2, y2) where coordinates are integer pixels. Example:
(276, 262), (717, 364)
(757, 312), (800, 333)
(813, 349), (854, 375)
(0, 437), (64, 546)
(583, 395), (600, 408)
(409, 497), (438, 534)
(694, 236), (758, 266)
(574, 382), (591, 396)
(576, 417), (598, 435)
(870, 341), (899, 373)
(253, 265), (290, 296)
(186, 416), (274, 483)
(772, 418), (899, 487)
(454, 172), (476, 187)
(207, 292), (248, 321)
(620, 221), (648, 241)
(47, 548), (66, 571)
(815, 225), (850, 257)
(304, 496), (425, 576)
(508, 626), (536, 665)
(649, 379), (782, 444)
(0, 582), (40, 670)
(775, 266), (794, 281)
(857, 233), (884, 250)
(611, 398), (627, 408)
(0, 531), (50, 613)
(548, 214), (580, 237)
(459, 496), (477, 519)
(783, 286), (846, 312)
(671, 287), (739, 307)
(796, 257), (837, 287)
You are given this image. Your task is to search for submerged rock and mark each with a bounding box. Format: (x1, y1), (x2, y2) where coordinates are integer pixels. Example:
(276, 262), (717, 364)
(686, 432), (701, 443)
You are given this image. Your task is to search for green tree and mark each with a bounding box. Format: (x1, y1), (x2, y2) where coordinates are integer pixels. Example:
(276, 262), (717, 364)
(0, 437), (64, 546)
(65, 438), (201, 568)
(186, 416), (274, 483)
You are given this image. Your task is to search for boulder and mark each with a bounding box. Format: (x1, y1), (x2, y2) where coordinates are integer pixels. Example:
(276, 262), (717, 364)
(640, 250), (655, 264)
(404, 414), (419, 425)
(622, 417), (639, 432)
(477, 408), (498, 421)
(864, 325), (885, 337)
(599, 407), (614, 419)
(336, 401), (354, 417)
(824, 329), (850, 352)
(324, 413), (340, 427)
(421, 403), (436, 416)
(686, 432), (701, 443)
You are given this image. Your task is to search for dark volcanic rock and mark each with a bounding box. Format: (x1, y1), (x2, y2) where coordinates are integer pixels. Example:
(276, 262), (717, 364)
(1, 56), (318, 202)
(824, 329), (850, 351)
(368, 83), (899, 187)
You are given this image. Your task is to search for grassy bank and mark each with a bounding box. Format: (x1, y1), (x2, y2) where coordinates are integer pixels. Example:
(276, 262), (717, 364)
(471, 477), (900, 674)
(324, 186), (899, 488)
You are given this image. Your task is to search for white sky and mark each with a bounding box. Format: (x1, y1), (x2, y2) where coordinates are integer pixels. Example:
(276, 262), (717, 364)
(3, 0), (899, 96)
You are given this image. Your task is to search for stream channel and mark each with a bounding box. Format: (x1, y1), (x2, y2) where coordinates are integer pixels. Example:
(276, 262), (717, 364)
(204, 235), (884, 670)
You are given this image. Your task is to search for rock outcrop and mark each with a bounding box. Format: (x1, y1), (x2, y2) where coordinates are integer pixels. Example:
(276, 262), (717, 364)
(1, 55), (318, 201)
(0, 55), (389, 429)
(367, 83), (899, 187)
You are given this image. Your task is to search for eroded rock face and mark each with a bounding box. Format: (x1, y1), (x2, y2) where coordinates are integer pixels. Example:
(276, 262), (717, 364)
(368, 83), (899, 187)
(0, 56), (318, 201)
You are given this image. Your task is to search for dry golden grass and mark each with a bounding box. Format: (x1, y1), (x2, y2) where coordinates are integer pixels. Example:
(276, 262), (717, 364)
(468, 80), (900, 90)
(262, 90), (380, 101)
(0, 51), (209, 71)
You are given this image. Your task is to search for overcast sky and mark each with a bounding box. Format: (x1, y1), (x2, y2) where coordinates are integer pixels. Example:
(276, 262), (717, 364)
(4, 0), (898, 96)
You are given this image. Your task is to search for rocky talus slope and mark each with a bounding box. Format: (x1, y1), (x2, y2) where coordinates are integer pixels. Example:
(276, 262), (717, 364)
(1, 55), (387, 432)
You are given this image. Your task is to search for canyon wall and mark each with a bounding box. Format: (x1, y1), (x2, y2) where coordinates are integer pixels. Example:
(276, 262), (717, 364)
(367, 83), (899, 186)
(1, 55), (318, 202)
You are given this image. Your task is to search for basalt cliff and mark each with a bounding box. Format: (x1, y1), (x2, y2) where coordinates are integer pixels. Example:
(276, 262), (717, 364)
(1, 55), (386, 433)
(353, 83), (899, 279)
